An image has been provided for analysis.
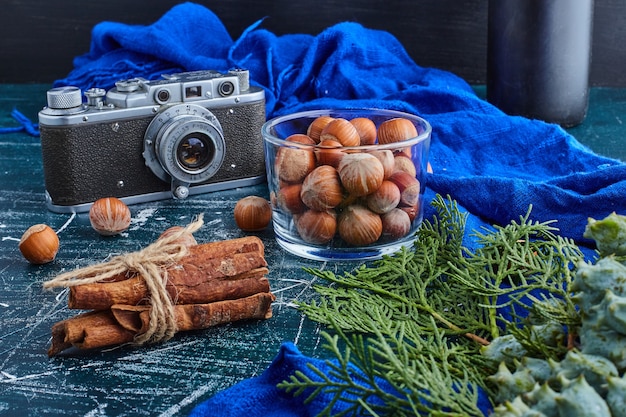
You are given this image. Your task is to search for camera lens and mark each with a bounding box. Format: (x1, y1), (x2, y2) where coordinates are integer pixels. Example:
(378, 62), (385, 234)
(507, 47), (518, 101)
(218, 81), (235, 96)
(143, 104), (226, 187)
(177, 134), (213, 171)
(157, 120), (225, 182)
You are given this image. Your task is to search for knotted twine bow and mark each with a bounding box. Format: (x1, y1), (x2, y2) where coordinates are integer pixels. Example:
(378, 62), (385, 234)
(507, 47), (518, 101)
(43, 214), (204, 346)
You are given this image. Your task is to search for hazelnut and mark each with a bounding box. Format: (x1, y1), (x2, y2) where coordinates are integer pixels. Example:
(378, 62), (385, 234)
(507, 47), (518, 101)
(320, 118), (360, 147)
(301, 165), (344, 211)
(234, 196), (272, 231)
(400, 203), (420, 222)
(158, 226), (198, 247)
(18, 224), (59, 264)
(89, 197), (131, 236)
(369, 150), (395, 179)
(337, 153), (385, 197)
(315, 138), (344, 168)
(307, 115), (335, 143)
(275, 134), (316, 183)
(381, 208), (412, 239)
(338, 205), (382, 246)
(377, 117), (418, 144)
(350, 117), (377, 146)
(393, 153), (417, 177)
(295, 210), (337, 244)
(277, 183), (307, 214)
(389, 171), (421, 207)
(366, 180), (401, 214)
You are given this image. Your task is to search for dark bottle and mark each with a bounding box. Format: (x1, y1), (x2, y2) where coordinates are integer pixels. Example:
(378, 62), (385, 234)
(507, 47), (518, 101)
(487, 0), (594, 127)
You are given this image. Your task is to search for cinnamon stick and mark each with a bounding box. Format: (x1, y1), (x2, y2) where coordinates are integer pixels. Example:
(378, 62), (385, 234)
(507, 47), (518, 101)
(48, 310), (135, 356)
(69, 267), (270, 310)
(68, 237), (268, 310)
(48, 292), (275, 356)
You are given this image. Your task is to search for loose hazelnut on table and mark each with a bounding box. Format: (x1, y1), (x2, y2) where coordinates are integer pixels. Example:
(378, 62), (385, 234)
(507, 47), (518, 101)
(89, 197), (131, 236)
(234, 196), (272, 232)
(19, 224), (59, 264)
(158, 226), (198, 247)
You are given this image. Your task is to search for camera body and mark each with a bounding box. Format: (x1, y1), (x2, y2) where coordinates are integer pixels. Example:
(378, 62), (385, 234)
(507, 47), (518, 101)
(38, 69), (266, 213)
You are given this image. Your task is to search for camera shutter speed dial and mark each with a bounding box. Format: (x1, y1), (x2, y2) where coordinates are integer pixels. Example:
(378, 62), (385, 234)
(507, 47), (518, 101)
(46, 86), (83, 110)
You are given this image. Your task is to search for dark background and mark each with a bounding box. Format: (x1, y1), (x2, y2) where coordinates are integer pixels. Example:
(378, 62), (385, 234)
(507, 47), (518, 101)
(1, 0), (625, 86)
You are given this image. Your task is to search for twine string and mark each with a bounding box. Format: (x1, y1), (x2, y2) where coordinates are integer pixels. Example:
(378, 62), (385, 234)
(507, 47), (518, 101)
(44, 214), (204, 345)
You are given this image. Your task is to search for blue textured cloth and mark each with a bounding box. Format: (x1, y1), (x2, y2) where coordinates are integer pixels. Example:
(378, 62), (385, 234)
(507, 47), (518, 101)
(53, 2), (626, 415)
(188, 342), (492, 417)
(187, 342), (369, 417)
(0, 109), (39, 136)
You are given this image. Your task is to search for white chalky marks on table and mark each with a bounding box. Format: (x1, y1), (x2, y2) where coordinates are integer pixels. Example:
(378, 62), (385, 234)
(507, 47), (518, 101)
(129, 208), (158, 231)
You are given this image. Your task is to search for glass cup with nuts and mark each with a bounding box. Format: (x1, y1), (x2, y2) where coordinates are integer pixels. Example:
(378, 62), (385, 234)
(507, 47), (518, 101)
(262, 108), (432, 261)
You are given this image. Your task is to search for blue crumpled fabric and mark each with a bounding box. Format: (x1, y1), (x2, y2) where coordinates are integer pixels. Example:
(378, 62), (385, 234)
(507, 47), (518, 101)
(188, 342), (492, 417)
(53, 2), (626, 415)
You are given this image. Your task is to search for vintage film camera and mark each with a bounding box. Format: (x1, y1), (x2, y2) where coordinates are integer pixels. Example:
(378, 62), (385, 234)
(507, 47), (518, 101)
(38, 69), (266, 213)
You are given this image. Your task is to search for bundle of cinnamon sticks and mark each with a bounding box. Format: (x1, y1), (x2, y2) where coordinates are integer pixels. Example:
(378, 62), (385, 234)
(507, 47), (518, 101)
(46, 232), (275, 356)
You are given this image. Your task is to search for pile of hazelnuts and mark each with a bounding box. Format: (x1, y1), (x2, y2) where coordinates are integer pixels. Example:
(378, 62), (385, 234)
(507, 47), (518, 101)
(271, 115), (424, 247)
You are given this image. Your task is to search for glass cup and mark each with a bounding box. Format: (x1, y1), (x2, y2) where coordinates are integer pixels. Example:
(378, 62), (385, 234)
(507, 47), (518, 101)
(262, 108), (432, 261)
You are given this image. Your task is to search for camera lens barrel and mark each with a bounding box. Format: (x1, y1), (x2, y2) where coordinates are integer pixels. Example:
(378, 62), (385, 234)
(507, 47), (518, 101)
(143, 104), (226, 195)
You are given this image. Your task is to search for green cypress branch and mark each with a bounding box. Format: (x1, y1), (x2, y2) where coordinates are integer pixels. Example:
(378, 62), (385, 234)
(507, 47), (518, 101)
(282, 194), (584, 415)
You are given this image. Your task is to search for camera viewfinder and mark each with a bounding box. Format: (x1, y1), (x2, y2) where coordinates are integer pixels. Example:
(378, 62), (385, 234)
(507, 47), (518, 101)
(185, 86), (202, 99)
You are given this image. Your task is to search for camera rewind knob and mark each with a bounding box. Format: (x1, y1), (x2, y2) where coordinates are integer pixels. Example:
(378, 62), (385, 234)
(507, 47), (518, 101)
(228, 69), (250, 91)
(46, 86), (83, 110)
